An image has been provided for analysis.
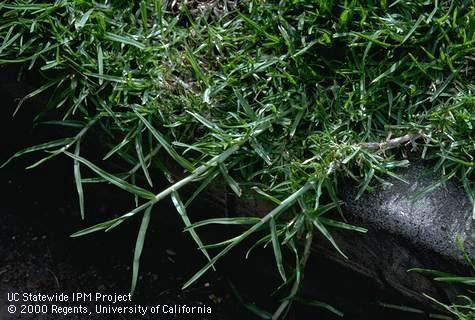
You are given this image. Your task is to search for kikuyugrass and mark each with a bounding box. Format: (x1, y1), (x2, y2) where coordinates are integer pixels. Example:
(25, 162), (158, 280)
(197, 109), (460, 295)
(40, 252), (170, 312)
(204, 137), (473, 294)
(1, 0), (474, 318)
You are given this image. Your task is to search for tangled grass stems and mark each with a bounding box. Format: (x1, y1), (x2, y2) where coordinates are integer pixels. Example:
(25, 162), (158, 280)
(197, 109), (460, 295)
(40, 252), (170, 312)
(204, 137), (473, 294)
(1, 0), (475, 317)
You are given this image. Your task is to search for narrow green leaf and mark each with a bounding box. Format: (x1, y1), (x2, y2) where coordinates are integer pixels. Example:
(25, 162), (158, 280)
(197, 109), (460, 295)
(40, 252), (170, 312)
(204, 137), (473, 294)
(250, 138), (272, 165)
(75, 8), (94, 29)
(296, 297), (343, 317)
(74, 142), (85, 220)
(1, 138), (74, 168)
(371, 60), (403, 84)
(41, 120), (85, 128)
(131, 204), (153, 296)
(184, 48), (208, 85)
(104, 32), (145, 50)
(270, 217), (287, 282)
(401, 15), (424, 44)
(219, 163), (242, 197)
(0, 30), (20, 55)
(433, 276), (475, 285)
(378, 303), (424, 314)
(199, 235), (243, 250)
(97, 46), (104, 85)
(186, 217), (261, 230)
(64, 151), (155, 200)
(246, 234), (272, 259)
(290, 107), (305, 138)
(410, 170), (456, 201)
(320, 218), (367, 233)
(135, 133), (153, 187)
(187, 111), (224, 134)
(13, 79), (62, 116)
(70, 217), (122, 237)
(170, 191), (214, 268)
(134, 109), (195, 172)
(103, 126), (139, 160)
(184, 168), (220, 207)
(430, 70), (458, 102)
(234, 89), (255, 119)
(342, 147), (361, 164)
(252, 186), (282, 205)
(348, 31), (392, 48)
(140, 1), (148, 31)
(355, 167), (375, 200)
(238, 13), (280, 43)
(408, 268), (458, 278)
(313, 219), (348, 259)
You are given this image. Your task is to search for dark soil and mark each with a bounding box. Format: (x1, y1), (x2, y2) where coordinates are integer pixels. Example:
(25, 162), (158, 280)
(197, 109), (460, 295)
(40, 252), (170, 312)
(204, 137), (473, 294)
(0, 162), (242, 320)
(0, 68), (437, 320)
(0, 71), (242, 320)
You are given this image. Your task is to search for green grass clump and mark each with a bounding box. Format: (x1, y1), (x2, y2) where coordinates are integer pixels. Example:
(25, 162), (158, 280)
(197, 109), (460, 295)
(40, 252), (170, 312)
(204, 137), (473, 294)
(1, 0), (475, 318)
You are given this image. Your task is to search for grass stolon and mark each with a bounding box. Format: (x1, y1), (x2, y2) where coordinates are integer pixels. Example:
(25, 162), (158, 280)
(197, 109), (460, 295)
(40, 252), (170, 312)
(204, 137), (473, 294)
(1, 1), (475, 318)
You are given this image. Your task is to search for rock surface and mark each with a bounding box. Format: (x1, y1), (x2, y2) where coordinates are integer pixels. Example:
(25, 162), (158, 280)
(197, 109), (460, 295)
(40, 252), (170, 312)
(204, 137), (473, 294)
(344, 163), (473, 264)
(217, 163), (474, 304)
(337, 163), (473, 302)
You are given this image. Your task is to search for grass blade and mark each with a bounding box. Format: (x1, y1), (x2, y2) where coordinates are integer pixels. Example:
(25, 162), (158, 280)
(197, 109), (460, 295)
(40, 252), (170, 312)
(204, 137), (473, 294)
(70, 217), (122, 237)
(184, 168), (220, 207)
(134, 109), (195, 172)
(170, 191), (214, 269)
(135, 133), (154, 187)
(319, 218), (367, 233)
(355, 167), (375, 200)
(104, 32), (145, 50)
(131, 204), (153, 295)
(430, 70), (458, 102)
(64, 151), (155, 200)
(75, 8), (94, 29)
(74, 142), (85, 220)
(219, 163), (242, 197)
(370, 60), (403, 85)
(270, 217), (287, 282)
(401, 15), (424, 44)
(13, 79), (61, 116)
(1, 138), (74, 168)
(186, 217), (261, 229)
(313, 219), (348, 259)
(97, 46), (104, 85)
(296, 297), (343, 317)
